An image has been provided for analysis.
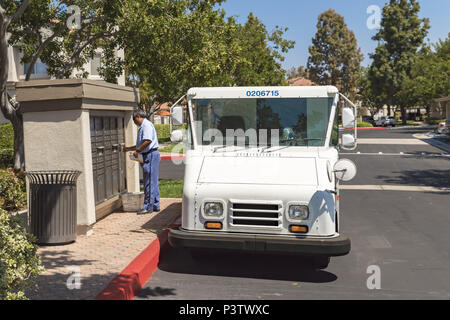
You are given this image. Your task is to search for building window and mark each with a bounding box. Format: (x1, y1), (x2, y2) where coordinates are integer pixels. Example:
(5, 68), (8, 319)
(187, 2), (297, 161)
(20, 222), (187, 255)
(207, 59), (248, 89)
(91, 54), (102, 76)
(24, 62), (47, 75)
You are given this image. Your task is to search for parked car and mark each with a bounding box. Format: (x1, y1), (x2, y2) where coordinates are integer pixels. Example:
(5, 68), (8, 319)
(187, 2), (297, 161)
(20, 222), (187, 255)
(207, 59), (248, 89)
(362, 116), (376, 127)
(445, 119), (450, 134)
(375, 116), (396, 127)
(437, 121), (447, 134)
(374, 116), (387, 127)
(385, 117), (397, 127)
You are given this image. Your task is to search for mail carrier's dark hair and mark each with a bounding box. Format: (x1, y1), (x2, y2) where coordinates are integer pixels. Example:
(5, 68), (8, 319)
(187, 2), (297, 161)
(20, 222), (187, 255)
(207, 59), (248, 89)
(133, 110), (147, 120)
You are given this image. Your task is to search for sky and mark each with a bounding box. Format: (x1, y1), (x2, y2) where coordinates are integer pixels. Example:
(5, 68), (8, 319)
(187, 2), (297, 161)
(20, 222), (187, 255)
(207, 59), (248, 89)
(218, 0), (450, 71)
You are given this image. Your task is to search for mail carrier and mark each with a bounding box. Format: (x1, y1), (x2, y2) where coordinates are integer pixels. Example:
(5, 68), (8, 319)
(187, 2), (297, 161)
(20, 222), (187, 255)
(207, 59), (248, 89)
(168, 86), (358, 269)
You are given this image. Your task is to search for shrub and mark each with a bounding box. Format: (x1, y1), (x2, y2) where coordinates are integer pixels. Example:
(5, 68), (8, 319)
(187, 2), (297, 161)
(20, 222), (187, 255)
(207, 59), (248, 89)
(0, 169), (26, 212)
(0, 208), (43, 300)
(357, 121), (374, 128)
(154, 124), (187, 143)
(0, 124), (13, 150)
(154, 124), (171, 143)
(425, 118), (447, 125)
(0, 124), (14, 169)
(0, 149), (13, 169)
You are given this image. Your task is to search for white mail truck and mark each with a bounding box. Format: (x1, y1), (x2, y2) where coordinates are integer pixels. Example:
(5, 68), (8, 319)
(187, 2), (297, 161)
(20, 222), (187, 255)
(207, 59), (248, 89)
(168, 86), (358, 269)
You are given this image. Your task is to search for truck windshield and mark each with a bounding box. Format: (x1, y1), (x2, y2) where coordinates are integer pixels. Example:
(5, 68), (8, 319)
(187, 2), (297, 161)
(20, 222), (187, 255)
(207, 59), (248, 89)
(192, 98), (334, 147)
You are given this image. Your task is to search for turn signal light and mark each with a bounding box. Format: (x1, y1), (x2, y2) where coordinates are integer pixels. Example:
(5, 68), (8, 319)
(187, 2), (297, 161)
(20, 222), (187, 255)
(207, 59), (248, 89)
(205, 222), (223, 230)
(290, 225), (308, 234)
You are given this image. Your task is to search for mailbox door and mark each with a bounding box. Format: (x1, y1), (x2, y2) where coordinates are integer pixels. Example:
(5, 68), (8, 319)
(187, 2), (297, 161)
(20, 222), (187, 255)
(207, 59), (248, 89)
(90, 116), (127, 205)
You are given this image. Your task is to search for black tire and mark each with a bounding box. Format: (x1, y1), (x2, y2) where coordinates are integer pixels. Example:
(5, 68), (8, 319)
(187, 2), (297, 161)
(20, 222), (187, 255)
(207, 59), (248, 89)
(312, 256), (331, 269)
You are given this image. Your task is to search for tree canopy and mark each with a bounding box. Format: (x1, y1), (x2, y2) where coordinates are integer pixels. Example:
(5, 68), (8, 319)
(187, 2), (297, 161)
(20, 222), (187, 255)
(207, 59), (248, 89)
(120, 2), (294, 113)
(368, 0), (430, 123)
(307, 9), (363, 100)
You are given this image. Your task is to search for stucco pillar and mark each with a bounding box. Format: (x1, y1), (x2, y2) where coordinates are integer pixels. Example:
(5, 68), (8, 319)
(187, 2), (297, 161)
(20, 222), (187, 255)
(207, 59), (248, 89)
(16, 79), (140, 234)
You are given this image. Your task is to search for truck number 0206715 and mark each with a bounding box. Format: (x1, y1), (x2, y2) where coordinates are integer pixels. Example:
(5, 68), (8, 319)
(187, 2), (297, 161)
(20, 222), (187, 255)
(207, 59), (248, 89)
(246, 90), (280, 97)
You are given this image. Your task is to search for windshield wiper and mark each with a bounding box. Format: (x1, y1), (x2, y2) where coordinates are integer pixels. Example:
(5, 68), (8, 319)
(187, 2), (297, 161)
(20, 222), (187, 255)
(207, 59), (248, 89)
(259, 138), (323, 152)
(279, 137), (323, 144)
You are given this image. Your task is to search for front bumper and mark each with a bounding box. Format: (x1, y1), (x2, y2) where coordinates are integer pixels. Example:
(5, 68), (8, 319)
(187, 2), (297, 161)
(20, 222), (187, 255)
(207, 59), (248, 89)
(168, 228), (351, 257)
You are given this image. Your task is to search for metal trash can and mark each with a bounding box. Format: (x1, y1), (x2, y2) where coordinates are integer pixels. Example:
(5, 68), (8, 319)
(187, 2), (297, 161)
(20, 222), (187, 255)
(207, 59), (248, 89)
(26, 171), (81, 245)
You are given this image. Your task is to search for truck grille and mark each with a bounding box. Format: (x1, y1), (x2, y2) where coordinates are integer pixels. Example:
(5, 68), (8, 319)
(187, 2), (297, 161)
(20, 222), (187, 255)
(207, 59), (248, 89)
(230, 203), (282, 228)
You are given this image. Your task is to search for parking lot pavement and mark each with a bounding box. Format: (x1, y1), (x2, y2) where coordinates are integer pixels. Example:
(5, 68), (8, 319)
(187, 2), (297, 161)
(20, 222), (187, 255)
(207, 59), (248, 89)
(135, 127), (450, 300)
(135, 190), (450, 300)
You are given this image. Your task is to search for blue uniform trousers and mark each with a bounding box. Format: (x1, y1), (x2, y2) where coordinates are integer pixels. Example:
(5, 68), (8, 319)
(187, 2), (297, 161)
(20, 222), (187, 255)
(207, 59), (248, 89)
(141, 151), (161, 211)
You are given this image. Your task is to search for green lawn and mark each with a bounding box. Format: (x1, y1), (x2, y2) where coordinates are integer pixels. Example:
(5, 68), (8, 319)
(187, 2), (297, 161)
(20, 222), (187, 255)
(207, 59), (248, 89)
(160, 180), (183, 198)
(141, 180), (183, 198)
(159, 143), (186, 154)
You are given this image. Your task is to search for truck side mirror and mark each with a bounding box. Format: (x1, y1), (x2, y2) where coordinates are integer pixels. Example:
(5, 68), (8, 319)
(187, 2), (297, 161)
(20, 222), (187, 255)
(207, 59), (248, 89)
(342, 107), (355, 129)
(334, 159), (357, 182)
(341, 134), (356, 150)
(171, 129), (184, 143)
(171, 106), (184, 126)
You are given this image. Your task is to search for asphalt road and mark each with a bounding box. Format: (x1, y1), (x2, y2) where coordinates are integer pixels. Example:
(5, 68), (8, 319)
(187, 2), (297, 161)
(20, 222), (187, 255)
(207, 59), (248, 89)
(139, 127), (450, 300)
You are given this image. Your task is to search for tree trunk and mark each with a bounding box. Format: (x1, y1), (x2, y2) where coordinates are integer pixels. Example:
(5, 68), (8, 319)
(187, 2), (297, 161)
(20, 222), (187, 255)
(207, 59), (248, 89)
(0, 17), (24, 171)
(401, 106), (407, 125)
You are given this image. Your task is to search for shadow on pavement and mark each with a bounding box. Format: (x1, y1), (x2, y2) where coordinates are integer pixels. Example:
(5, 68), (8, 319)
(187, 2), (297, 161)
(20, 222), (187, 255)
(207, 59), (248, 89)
(157, 248), (338, 284)
(135, 286), (177, 299)
(376, 168), (450, 189)
(139, 202), (182, 236)
(26, 250), (116, 300)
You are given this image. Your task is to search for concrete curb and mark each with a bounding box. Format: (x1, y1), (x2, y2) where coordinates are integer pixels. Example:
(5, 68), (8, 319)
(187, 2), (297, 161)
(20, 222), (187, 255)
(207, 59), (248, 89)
(96, 215), (181, 300)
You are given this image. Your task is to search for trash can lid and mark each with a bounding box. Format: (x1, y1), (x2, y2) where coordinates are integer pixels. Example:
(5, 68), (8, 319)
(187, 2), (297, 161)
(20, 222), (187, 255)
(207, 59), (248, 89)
(26, 171), (82, 184)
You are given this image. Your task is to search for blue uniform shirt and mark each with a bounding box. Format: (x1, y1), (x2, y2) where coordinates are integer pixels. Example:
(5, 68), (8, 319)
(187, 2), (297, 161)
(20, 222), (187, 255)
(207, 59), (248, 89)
(137, 118), (159, 153)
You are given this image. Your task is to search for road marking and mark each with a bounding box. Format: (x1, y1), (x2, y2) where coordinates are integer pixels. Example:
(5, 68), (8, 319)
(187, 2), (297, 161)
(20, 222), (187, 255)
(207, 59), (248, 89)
(342, 153), (450, 157)
(367, 236), (392, 249)
(340, 185), (450, 193)
(358, 139), (428, 145)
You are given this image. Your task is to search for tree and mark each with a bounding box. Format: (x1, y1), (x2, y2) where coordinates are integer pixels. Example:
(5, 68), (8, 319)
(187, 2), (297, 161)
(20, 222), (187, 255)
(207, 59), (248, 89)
(232, 13), (294, 87)
(368, 0), (430, 124)
(0, 0), (30, 171)
(286, 65), (309, 80)
(403, 36), (450, 115)
(307, 9), (363, 100)
(121, 2), (294, 115)
(120, 0), (238, 115)
(1, 0), (123, 171)
(357, 67), (385, 117)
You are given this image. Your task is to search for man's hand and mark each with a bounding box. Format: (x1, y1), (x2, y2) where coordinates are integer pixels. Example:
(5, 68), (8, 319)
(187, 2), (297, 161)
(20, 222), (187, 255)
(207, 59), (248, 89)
(133, 151), (139, 159)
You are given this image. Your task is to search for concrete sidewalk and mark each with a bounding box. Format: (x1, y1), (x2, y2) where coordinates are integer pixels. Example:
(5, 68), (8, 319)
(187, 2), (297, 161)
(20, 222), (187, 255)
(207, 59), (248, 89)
(27, 199), (181, 300)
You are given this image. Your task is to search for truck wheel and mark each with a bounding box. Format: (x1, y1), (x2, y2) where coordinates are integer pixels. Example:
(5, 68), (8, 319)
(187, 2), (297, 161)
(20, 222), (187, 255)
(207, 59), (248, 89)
(312, 256), (330, 269)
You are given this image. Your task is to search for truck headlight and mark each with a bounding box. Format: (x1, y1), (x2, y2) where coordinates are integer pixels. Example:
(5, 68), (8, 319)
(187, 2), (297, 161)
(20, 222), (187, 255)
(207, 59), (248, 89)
(288, 205), (309, 220)
(204, 202), (224, 217)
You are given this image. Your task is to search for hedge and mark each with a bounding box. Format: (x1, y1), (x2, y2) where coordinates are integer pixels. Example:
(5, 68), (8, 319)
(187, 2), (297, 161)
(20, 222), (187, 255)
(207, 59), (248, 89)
(357, 121), (374, 128)
(425, 118), (447, 125)
(154, 124), (187, 143)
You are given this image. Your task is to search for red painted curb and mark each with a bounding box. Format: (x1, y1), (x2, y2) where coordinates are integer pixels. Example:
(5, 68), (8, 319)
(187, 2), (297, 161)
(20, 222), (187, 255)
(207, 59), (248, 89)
(340, 127), (388, 131)
(161, 155), (185, 161)
(96, 216), (181, 300)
